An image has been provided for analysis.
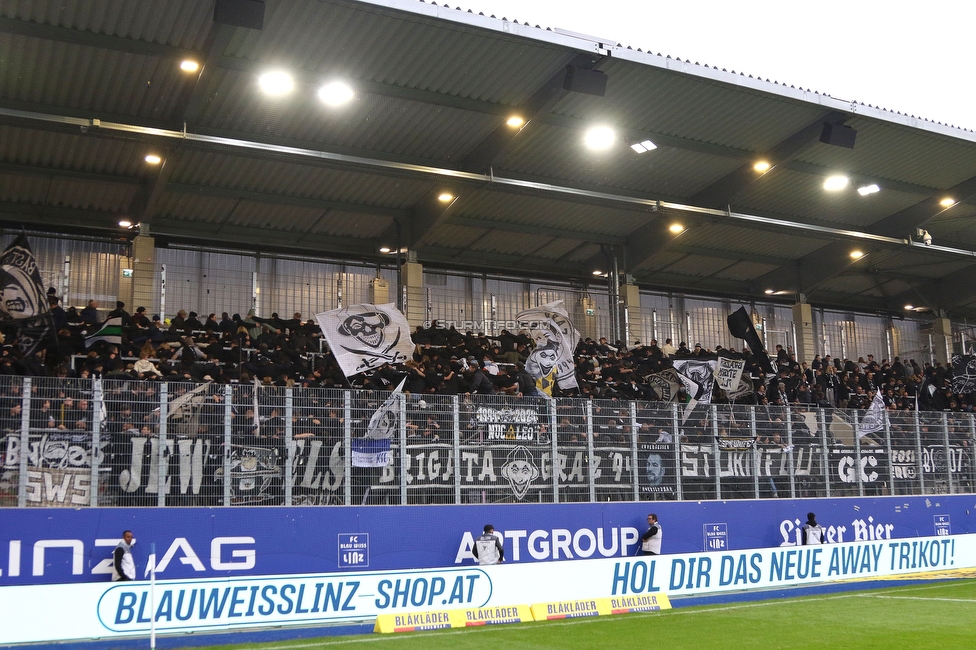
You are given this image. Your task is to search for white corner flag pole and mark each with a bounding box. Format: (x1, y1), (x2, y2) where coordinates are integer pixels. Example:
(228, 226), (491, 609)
(149, 543), (157, 649)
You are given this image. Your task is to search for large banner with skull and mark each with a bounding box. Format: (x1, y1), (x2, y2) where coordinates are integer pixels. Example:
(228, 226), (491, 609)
(315, 303), (414, 377)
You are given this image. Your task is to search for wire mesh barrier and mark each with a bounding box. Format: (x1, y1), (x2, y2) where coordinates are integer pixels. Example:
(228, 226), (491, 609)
(1, 376), (974, 508)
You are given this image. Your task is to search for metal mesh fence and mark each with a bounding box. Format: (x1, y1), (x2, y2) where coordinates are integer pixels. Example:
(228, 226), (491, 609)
(3, 376), (975, 508)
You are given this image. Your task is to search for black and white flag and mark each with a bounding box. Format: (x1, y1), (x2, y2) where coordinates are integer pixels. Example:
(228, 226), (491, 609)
(0, 235), (55, 357)
(516, 301), (581, 391)
(352, 379), (405, 467)
(857, 390), (886, 438)
(646, 368), (682, 402)
(672, 358), (718, 405)
(315, 303), (414, 377)
(951, 355), (976, 394)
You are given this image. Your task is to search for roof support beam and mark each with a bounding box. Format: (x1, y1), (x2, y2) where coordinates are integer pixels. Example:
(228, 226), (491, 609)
(458, 53), (602, 174)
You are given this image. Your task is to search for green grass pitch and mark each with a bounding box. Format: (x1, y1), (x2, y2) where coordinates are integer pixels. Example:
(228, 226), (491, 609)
(197, 579), (976, 650)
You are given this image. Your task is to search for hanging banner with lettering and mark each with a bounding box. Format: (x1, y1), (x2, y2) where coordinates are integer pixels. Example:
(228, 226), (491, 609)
(375, 443), (636, 500)
(0, 429), (109, 507)
(474, 405), (545, 444)
(714, 356), (746, 392)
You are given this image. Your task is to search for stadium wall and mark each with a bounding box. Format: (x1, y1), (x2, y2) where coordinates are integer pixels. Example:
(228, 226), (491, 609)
(7, 232), (930, 362)
(2, 494), (972, 587)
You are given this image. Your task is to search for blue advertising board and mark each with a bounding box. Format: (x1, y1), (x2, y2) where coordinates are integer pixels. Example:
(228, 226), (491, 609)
(1, 495), (974, 586)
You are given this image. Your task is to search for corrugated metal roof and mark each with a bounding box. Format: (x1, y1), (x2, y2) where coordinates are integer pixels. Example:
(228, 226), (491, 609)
(733, 167), (925, 228)
(556, 57), (829, 152)
(452, 188), (646, 237)
(171, 150), (431, 207)
(226, 0), (570, 105)
(498, 123), (741, 197)
(712, 260), (780, 282)
(0, 34), (187, 122)
(681, 222), (829, 259)
(468, 229), (553, 256)
(0, 125), (147, 177)
(797, 116), (976, 190)
(0, 0), (212, 49)
(195, 70), (501, 162)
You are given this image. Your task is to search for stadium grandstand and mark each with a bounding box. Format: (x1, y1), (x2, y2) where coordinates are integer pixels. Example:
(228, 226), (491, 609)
(2, 1), (976, 647)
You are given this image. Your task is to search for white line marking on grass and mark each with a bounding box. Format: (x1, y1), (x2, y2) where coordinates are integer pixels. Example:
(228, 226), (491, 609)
(859, 595), (976, 603)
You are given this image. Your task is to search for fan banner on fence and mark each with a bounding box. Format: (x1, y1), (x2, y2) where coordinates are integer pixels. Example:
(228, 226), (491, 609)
(315, 303), (414, 377)
(672, 358), (718, 404)
(84, 317), (122, 348)
(857, 390), (886, 438)
(727, 306), (774, 374)
(637, 443), (677, 495)
(714, 356), (746, 392)
(516, 301), (581, 391)
(951, 355), (976, 394)
(0, 234), (55, 356)
(474, 403), (545, 443)
(379, 440), (635, 496)
(646, 369), (681, 402)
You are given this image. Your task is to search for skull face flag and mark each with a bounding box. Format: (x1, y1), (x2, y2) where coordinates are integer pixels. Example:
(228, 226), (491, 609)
(315, 303), (415, 378)
(0, 234), (55, 357)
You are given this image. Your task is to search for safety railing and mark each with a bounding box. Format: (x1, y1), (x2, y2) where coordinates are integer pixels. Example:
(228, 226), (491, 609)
(0, 377), (972, 507)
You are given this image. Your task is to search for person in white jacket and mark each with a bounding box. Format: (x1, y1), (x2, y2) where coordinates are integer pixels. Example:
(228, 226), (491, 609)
(112, 530), (136, 581)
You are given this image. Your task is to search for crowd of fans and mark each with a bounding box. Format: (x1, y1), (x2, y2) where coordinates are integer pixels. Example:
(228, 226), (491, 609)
(0, 299), (971, 416)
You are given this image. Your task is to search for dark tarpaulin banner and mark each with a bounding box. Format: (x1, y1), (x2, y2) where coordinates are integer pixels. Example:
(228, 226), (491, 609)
(0, 235), (55, 357)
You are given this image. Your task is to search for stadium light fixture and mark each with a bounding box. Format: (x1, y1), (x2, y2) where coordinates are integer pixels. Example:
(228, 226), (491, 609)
(669, 223), (684, 234)
(180, 60), (200, 73)
(379, 246), (391, 254)
(630, 139), (657, 153)
(904, 304), (914, 310)
(857, 184), (880, 196)
(753, 161), (771, 172)
(144, 154), (162, 165)
(507, 116), (525, 128)
(592, 270), (604, 276)
(437, 193), (454, 203)
(823, 175), (849, 191)
(119, 220), (132, 228)
(318, 81), (354, 106)
(764, 289), (775, 295)
(940, 197), (956, 207)
(849, 250), (864, 260)
(584, 126), (615, 150)
(258, 70), (294, 96)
